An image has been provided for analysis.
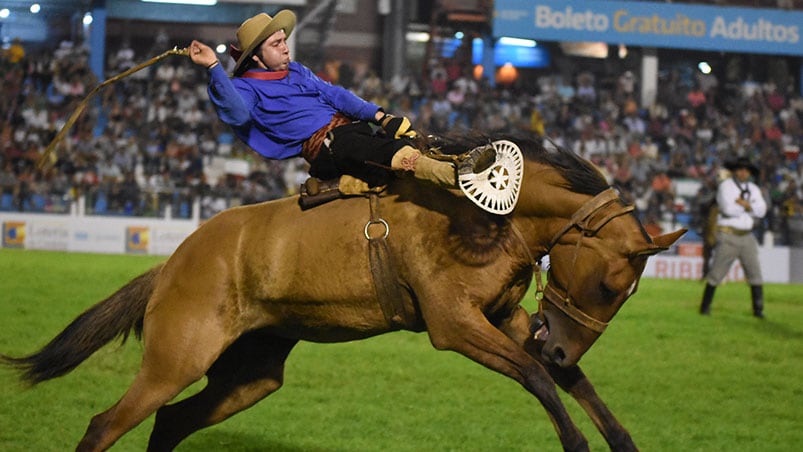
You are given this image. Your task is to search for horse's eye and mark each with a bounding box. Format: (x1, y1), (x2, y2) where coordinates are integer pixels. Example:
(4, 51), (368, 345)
(599, 283), (616, 300)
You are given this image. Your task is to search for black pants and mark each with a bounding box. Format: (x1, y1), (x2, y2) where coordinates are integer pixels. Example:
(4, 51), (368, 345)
(307, 121), (408, 187)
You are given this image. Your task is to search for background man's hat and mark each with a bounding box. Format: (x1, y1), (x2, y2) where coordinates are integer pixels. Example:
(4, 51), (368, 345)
(724, 156), (759, 177)
(231, 10), (296, 73)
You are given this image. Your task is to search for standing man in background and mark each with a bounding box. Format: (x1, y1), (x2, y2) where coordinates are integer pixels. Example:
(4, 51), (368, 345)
(699, 157), (767, 318)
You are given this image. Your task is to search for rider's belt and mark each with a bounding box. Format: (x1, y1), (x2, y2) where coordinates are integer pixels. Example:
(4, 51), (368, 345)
(301, 113), (352, 163)
(717, 226), (751, 236)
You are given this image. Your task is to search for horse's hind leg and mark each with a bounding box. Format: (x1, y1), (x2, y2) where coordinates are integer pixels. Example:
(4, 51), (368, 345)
(148, 331), (297, 451)
(76, 347), (210, 452)
(77, 295), (238, 451)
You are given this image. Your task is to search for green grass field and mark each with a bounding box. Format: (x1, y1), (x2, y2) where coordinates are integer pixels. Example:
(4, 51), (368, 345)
(1, 249), (801, 451)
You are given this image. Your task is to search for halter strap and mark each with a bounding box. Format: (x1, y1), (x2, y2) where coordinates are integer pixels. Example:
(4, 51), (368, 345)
(513, 188), (636, 335)
(542, 284), (609, 333)
(547, 188), (629, 251)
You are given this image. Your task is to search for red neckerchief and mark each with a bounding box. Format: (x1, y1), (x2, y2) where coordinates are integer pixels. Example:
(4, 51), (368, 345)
(240, 70), (289, 80)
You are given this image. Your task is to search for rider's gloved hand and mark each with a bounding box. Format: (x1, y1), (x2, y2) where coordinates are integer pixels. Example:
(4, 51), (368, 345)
(379, 113), (418, 140)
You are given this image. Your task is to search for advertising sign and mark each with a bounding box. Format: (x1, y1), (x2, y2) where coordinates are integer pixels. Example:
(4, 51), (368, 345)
(126, 226), (150, 254)
(494, 0), (803, 56)
(2, 221), (26, 249)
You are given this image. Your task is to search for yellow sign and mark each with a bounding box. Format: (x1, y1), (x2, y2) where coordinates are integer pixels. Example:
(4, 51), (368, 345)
(126, 226), (150, 253)
(2, 221), (26, 248)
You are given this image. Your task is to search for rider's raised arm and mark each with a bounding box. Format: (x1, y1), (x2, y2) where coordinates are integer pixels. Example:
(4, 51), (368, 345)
(207, 64), (254, 127)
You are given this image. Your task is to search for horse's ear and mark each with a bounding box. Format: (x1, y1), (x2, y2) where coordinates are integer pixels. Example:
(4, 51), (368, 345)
(652, 228), (687, 247)
(635, 228), (687, 256)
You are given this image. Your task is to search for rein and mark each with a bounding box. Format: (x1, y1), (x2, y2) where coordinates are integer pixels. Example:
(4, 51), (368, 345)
(514, 188), (635, 334)
(37, 47), (190, 170)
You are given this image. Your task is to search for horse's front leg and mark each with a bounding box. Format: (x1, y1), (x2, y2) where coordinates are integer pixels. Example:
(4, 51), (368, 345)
(509, 313), (637, 452)
(423, 304), (589, 451)
(542, 362), (638, 452)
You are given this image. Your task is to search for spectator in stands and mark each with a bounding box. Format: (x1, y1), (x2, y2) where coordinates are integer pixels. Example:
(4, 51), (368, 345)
(617, 70), (637, 104)
(0, 161), (17, 207)
(113, 40), (136, 72)
(450, 66), (479, 128)
(779, 180), (802, 245)
(429, 60), (448, 96)
(686, 83), (707, 120)
(388, 68), (413, 98)
(4, 38), (26, 64)
(429, 91), (452, 132)
(576, 71), (597, 104)
(188, 10), (492, 191)
(529, 106), (546, 137)
(358, 70), (382, 100)
(117, 171), (142, 215)
(13, 167), (33, 211)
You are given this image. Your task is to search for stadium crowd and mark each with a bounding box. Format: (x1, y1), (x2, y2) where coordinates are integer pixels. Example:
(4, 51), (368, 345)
(1, 38), (803, 245)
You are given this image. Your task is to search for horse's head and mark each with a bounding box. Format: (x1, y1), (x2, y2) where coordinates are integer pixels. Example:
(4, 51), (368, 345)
(429, 133), (684, 367)
(531, 189), (685, 367)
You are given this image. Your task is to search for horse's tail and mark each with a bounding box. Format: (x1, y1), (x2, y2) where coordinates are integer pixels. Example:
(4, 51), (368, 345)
(1, 264), (163, 386)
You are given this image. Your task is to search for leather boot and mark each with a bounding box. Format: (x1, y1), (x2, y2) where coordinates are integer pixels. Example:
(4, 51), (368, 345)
(750, 285), (765, 319)
(700, 283), (716, 315)
(391, 146), (456, 188)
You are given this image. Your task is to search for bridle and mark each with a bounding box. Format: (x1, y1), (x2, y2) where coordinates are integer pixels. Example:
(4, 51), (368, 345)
(513, 188), (635, 334)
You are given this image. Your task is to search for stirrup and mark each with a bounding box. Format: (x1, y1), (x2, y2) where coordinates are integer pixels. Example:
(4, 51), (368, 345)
(457, 140), (523, 215)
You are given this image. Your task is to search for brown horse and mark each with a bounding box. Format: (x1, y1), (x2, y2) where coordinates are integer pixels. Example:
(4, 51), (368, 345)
(2, 135), (684, 452)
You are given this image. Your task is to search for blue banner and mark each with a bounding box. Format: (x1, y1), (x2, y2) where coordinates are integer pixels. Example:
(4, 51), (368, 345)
(471, 38), (551, 68)
(494, 0), (803, 56)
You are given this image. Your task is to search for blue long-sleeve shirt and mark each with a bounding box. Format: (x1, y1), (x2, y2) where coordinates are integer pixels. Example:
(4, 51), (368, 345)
(207, 61), (381, 160)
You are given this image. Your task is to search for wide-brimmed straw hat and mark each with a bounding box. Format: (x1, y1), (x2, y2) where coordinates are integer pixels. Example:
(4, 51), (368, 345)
(724, 156), (760, 177)
(231, 10), (296, 73)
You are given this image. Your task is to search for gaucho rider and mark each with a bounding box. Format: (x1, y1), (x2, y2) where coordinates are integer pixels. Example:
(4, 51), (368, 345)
(188, 10), (492, 195)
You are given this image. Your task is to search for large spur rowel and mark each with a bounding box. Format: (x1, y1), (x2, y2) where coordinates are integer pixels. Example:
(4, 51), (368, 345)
(458, 140), (523, 215)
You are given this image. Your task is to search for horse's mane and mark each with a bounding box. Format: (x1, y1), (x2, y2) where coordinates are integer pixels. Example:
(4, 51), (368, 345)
(422, 132), (609, 196)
